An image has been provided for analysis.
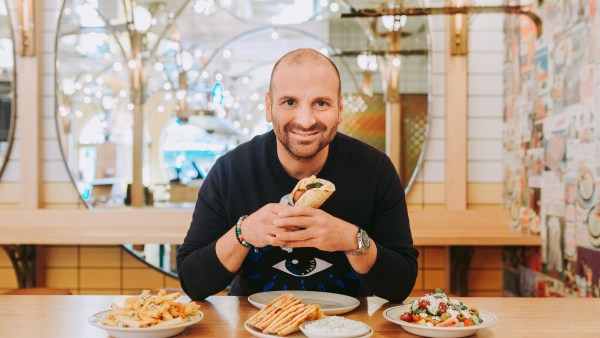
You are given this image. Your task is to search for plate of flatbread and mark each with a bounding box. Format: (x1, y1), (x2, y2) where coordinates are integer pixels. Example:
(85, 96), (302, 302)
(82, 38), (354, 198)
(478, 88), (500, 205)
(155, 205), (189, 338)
(248, 291), (360, 316)
(245, 292), (326, 336)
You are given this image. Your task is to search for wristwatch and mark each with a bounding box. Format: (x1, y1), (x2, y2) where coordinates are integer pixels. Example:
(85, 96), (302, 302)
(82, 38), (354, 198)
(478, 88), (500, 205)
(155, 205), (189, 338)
(345, 226), (370, 255)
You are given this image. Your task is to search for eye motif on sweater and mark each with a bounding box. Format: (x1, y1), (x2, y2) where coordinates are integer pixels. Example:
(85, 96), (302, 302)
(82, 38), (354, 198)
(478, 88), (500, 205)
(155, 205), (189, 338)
(272, 257), (332, 277)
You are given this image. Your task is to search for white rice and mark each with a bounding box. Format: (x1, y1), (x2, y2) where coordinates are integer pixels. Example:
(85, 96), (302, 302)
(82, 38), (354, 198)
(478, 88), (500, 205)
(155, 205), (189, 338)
(303, 316), (370, 337)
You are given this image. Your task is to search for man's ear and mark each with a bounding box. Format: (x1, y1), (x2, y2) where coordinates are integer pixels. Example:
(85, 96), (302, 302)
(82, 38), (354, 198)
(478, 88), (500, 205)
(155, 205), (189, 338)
(265, 92), (273, 122)
(337, 99), (343, 124)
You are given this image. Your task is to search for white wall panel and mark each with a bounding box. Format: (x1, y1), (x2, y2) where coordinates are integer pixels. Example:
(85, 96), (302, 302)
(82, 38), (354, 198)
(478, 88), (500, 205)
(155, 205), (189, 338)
(468, 118), (503, 140)
(44, 7), (59, 32)
(468, 53), (504, 74)
(432, 52), (445, 74)
(431, 30), (445, 52)
(468, 140), (503, 161)
(44, 0), (62, 10)
(43, 116), (58, 140)
(468, 74), (503, 96)
(44, 96), (55, 118)
(429, 16), (445, 31)
(44, 31), (55, 52)
(422, 161), (445, 182)
(43, 139), (63, 161)
(467, 162), (503, 182)
(6, 140), (19, 160)
(43, 73), (55, 96)
(44, 161), (71, 182)
(42, 1), (61, 189)
(432, 96), (445, 118)
(468, 31), (504, 53)
(424, 139), (445, 161)
(468, 96), (503, 118)
(43, 53), (54, 76)
(470, 13), (504, 31)
(432, 74), (445, 96)
(0, 140), (21, 161)
(1, 161), (19, 182)
(429, 116), (446, 140)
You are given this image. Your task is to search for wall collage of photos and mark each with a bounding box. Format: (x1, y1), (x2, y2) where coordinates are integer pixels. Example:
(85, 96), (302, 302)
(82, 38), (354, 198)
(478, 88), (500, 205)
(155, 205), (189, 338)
(503, 1), (600, 298)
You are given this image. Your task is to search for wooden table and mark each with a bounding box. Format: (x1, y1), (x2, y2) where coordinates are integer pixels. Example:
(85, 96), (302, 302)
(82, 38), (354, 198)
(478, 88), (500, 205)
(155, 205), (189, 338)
(0, 295), (596, 337)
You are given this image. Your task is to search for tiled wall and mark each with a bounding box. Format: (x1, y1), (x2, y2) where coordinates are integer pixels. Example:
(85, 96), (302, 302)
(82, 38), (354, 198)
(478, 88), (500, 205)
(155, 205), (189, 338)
(0, 249), (18, 290)
(31, 246), (178, 295)
(0, 0), (505, 296)
(411, 246), (503, 297)
(408, 0), (505, 210)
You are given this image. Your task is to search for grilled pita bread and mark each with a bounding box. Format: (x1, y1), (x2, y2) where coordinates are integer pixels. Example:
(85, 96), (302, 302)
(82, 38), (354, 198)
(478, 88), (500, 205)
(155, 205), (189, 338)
(256, 299), (301, 330)
(263, 304), (308, 333)
(290, 175), (335, 208)
(276, 304), (323, 336)
(246, 293), (325, 336)
(246, 293), (294, 327)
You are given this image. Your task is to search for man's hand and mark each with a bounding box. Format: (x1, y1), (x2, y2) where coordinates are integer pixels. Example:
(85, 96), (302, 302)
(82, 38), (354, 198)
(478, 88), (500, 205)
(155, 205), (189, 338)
(240, 203), (296, 248)
(271, 206), (358, 252)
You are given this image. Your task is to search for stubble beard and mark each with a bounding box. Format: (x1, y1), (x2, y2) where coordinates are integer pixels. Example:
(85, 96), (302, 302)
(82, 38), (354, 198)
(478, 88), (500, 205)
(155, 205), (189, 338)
(275, 120), (338, 162)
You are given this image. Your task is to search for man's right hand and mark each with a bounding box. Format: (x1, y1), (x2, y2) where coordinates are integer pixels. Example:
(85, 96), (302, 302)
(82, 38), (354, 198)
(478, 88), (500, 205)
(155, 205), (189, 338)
(240, 203), (295, 248)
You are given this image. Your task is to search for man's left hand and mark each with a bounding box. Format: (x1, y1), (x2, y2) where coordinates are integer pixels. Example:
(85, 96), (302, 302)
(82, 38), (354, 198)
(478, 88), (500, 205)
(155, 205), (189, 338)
(272, 206), (358, 252)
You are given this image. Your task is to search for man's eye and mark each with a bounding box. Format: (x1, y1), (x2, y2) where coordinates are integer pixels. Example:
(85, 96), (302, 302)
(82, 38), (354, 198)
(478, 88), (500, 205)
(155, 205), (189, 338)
(316, 101), (328, 107)
(272, 257), (332, 277)
(285, 99), (295, 106)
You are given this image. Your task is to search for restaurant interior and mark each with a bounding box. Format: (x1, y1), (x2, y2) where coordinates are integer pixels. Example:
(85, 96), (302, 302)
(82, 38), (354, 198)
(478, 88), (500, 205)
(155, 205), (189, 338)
(1, 0), (600, 330)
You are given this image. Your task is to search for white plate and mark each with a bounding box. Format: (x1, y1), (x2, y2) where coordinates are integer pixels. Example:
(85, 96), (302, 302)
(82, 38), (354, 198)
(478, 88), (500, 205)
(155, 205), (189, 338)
(383, 305), (497, 338)
(244, 322), (305, 338)
(299, 319), (373, 338)
(88, 309), (203, 338)
(248, 290), (360, 315)
(244, 322), (373, 338)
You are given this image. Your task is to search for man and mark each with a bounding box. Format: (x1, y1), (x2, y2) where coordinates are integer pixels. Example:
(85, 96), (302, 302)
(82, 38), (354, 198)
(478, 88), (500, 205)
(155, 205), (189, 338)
(177, 48), (418, 303)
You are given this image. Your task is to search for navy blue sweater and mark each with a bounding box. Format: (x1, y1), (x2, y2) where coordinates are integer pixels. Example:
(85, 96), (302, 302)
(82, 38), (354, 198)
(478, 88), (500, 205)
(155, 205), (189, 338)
(177, 131), (418, 302)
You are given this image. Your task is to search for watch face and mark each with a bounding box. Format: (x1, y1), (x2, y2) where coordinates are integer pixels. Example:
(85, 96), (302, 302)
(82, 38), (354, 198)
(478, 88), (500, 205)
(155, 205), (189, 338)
(359, 230), (370, 250)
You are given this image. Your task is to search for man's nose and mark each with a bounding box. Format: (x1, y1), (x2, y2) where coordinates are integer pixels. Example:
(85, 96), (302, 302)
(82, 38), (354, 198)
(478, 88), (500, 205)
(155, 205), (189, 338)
(295, 103), (317, 128)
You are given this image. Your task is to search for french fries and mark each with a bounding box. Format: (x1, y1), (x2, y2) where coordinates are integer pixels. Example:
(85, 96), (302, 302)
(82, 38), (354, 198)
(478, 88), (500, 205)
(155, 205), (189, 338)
(246, 293), (325, 336)
(101, 289), (201, 328)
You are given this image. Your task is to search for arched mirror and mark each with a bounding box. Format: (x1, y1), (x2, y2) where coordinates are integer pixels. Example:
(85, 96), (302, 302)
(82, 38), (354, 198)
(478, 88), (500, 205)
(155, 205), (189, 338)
(0, 0), (15, 179)
(56, 0), (431, 276)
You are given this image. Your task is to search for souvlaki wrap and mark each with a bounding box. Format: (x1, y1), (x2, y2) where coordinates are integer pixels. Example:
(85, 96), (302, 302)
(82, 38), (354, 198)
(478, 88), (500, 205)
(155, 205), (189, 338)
(289, 175), (335, 208)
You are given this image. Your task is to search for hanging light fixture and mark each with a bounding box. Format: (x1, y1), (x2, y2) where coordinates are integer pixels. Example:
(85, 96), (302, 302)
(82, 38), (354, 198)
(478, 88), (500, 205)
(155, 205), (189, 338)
(381, 14), (407, 32)
(356, 51), (378, 96)
(16, 0), (35, 56)
(341, 1), (544, 55)
(450, 0), (468, 55)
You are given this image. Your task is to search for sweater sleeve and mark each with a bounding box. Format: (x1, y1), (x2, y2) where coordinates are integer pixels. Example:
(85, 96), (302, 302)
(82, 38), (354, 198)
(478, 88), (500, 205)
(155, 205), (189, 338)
(176, 160), (237, 300)
(355, 155), (419, 303)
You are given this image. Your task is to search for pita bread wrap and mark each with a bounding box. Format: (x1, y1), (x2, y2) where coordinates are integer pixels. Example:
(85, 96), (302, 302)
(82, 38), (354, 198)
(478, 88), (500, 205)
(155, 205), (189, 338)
(290, 175), (335, 208)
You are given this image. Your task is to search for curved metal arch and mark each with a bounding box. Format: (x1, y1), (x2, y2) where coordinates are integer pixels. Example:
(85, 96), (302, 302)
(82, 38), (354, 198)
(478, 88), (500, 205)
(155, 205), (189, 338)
(193, 25), (364, 96)
(0, 0), (17, 180)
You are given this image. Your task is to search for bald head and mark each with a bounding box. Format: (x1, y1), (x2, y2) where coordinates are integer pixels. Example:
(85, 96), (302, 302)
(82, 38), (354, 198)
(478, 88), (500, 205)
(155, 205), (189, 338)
(268, 48), (341, 99)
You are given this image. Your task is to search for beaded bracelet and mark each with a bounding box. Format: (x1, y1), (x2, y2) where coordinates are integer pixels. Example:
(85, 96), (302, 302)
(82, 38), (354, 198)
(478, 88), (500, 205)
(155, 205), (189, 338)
(234, 215), (252, 248)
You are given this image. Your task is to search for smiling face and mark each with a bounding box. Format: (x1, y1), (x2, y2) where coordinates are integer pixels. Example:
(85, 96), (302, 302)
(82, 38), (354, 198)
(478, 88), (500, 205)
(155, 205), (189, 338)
(265, 50), (343, 162)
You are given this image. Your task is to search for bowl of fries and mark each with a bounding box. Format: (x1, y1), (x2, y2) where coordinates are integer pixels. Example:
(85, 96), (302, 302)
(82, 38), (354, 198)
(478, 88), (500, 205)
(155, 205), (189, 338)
(88, 289), (203, 338)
